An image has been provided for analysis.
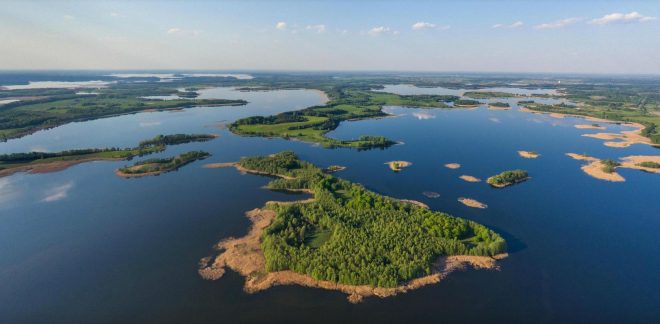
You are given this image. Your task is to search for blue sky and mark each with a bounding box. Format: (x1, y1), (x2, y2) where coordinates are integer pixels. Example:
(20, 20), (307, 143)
(1, 0), (659, 73)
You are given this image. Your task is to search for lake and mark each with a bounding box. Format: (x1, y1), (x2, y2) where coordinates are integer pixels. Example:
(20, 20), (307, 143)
(0, 80), (658, 323)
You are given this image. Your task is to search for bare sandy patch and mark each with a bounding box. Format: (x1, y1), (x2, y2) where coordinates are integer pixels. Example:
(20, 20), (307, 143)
(488, 105), (511, 111)
(518, 151), (540, 159)
(619, 155), (660, 174)
(386, 161), (412, 172)
(199, 207), (505, 303)
(457, 197), (488, 209)
(566, 153), (624, 182)
(459, 175), (481, 182)
(444, 163), (461, 169)
(575, 124), (606, 130)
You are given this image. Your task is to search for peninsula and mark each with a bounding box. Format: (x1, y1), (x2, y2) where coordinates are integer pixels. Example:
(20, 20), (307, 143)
(0, 133), (216, 177)
(199, 152), (506, 302)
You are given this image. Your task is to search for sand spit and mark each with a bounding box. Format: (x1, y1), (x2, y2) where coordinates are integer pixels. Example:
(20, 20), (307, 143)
(397, 199), (429, 209)
(575, 124), (606, 130)
(457, 197), (488, 209)
(444, 163), (461, 169)
(459, 175), (481, 183)
(199, 207), (505, 303)
(518, 107), (654, 148)
(518, 151), (540, 159)
(619, 155), (660, 174)
(565, 153), (624, 182)
(0, 157), (122, 178)
(386, 161), (412, 172)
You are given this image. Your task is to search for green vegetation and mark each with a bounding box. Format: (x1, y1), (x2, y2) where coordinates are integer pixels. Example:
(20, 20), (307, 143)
(453, 99), (482, 107)
(0, 133), (215, 173)
(230, 90), (460, 149)
(0, 85), (246, 140)
(464, 91), (520, 99)
(637, 161), (660, 169)
(486, 169), (529, 188)
(117, 151), (210, 176)
(601, 159), (620, 174)
(237, 151), (506, 287)
(489, 102), (511, 108)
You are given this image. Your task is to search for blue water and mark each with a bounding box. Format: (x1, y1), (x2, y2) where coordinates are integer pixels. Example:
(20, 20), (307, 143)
(0, 81), (658, 323)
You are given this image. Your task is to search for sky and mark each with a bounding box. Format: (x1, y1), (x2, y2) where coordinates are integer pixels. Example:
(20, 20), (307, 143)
(0, 0), (659, 74)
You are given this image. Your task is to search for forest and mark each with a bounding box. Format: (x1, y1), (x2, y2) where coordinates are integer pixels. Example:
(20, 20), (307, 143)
(117, 151), (210, 175)
(486, 169), (529, 188)
(237, 151), (507, 287)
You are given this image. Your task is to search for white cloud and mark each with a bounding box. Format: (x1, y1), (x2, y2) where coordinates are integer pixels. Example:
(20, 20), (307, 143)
(534, 17), (582, 29)
(368, 26), (399, 36)
(63, 15), (74, 20)
(110, 12), (120, 17)
(166, 28), (202, 37)
(589, 11), (656, 25)
(493, 21), (524, 29)
(42, 181), (74, 203)
(510, 21), (524, 28)
(489, 117), (501, 123)
(306, 24), (326, 33)
(412, 22), (449, 31)
(276, 21), (287, 30)
(412, 22), (436, 30)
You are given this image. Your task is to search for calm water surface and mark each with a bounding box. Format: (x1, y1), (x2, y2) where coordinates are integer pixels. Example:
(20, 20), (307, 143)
(0, 84), (658, 323)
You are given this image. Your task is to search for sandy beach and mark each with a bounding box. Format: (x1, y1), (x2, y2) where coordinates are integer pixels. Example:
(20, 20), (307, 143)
(444, 163), (461, 169)
(459, 175), (481, 182)
(199, 207), (505, 303)
(457, 197), (488, 209)
(518, 151), (540, 159)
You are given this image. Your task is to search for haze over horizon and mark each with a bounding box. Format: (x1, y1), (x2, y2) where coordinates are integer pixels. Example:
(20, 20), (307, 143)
(1, 0), (659, 74)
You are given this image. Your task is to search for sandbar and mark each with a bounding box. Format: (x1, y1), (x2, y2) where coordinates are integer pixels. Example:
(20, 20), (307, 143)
(619, 155), (660, 174)
(457, 197), (488, 209)
(0, 157), (122, 178)
(566, 153), (624, 182)
(459, 175), (481, 182)
(574, 124), (606, 130)
(422, 191), (440, 198)
(444, 163), (461, 169)
(518, 151), (540, 159)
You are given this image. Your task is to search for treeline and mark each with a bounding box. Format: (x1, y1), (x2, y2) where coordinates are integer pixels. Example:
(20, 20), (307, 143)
(241, 152), (506, 288)
(138, 133), (216, 147)
(0, 148), (134, 163)
(118, 151), (210, 174)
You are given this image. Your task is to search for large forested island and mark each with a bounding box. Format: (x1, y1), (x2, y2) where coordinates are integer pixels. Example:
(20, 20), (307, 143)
(199, 152), (507, 302)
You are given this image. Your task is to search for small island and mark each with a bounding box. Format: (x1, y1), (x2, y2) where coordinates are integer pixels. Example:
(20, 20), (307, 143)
(486, 169), (530, 188)
(463, 91), (520, 99)
(518, 150), (540, 159)
(422, 191), (440, 198)
(444, 163), (461, 169)
(459, 175), (481, 182)
(488, 102), (511, 110)
(0, 133), (217, 177)
(566, 153), (660, 181)
(457, 197), (488, 209)
(453, 99), (482, 107)
(199, 152), (506, 303)
(575, 124), (606, 130)
(386, 160), (412, 172)
(116, 151), (210, 178)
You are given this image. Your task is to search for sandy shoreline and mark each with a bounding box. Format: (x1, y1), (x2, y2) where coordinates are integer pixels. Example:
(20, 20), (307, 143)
(444, 163), (461, 169)
(459, 175), (481, 182)
(457, 197), (488, 209)
(386, 160), (412, 172)
(518, 151), (540, 159)
(199, 207), (505, 303)
(575, 124), (606, 130)
(566, 153), (624, 182)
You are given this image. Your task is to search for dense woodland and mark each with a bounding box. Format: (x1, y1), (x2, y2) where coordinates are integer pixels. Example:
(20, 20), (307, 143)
(118, 151), (210, 175)
(238, 152), (506, 287)
(487, 169), (529, 187)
